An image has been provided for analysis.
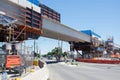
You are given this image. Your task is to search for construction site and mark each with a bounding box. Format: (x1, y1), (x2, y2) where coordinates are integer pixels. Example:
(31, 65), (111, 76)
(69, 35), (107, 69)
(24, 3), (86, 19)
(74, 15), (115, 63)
(0, 0), (120, 80)
(0, 0), (49, 80)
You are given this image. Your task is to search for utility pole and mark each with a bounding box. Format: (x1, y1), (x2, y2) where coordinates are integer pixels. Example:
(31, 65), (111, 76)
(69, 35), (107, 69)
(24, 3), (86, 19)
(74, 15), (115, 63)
(34, 40), (36, 53)
(34, 39), (36, 59)
(8, 25), (12, 54)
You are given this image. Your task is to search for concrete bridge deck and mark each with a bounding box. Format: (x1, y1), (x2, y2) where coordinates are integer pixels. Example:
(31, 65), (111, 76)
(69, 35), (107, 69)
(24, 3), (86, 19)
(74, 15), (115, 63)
(42, 17), (90, 43)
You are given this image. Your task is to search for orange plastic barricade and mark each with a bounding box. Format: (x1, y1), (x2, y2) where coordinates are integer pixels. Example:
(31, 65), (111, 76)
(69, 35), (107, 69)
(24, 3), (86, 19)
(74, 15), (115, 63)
(114, 53), (119, 58)
(5, 55), (22, 68)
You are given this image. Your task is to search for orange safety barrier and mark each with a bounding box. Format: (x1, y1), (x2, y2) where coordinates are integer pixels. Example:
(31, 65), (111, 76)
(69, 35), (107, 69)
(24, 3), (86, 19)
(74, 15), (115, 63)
(5, 55), (22, 68)
(114, 53), (119, 58)
(75, 58), (120, 64)
(111, 53), (119, 58)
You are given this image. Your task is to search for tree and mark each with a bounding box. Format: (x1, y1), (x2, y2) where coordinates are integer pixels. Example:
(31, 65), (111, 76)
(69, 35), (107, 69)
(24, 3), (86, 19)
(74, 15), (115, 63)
(114, 49), (119, 53)
(47, 52), (52, 56)
(47, 47), (62, 61)
(51, 47), (62, 55)
(42, 54), (47, 57)
(34, 52), (40, 58)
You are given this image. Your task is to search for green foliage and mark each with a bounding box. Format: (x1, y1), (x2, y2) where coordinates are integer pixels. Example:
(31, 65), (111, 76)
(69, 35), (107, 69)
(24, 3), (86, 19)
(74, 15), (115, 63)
(47, 47), (63, 61)
(42, 54), (47, 57)
(34, 52), (40, 58)
(48, 52), (52, 56)
(114, 49), (120, 53)
(37, 53), (40, 58)
(48, 47), (62, 56)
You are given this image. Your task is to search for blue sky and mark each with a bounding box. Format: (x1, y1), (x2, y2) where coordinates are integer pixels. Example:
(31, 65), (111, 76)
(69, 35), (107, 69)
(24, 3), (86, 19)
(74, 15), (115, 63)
(28, 0), (120, 54)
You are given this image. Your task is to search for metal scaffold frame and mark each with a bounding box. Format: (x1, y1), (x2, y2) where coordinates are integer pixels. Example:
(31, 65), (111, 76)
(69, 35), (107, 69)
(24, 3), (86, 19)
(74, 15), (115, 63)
(0, 4), (42, 42)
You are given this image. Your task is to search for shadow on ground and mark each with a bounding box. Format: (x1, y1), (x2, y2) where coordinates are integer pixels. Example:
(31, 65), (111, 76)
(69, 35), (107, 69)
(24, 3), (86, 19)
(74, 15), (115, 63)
(46, 61), (65, 64)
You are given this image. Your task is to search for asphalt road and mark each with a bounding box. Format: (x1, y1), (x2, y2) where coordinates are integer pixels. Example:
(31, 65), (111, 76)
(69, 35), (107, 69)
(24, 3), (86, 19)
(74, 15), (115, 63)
(47, 62), (120, 80)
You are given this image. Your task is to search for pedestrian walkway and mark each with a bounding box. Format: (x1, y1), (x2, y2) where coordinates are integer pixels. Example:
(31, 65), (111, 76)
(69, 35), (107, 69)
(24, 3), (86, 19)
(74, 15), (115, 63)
(22, 64), (49, 80)
(0, 61), (49, 80)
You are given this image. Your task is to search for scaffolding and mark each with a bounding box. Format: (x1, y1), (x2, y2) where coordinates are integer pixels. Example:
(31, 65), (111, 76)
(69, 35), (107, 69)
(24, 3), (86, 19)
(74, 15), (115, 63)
(0, 4), (41, 68)
(0, 4), (42, 42)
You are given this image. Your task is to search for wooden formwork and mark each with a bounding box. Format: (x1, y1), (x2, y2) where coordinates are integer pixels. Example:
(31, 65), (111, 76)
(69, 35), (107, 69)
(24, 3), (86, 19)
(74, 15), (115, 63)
(0, 5), (42, 42)
(40, 4), (61, 22)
